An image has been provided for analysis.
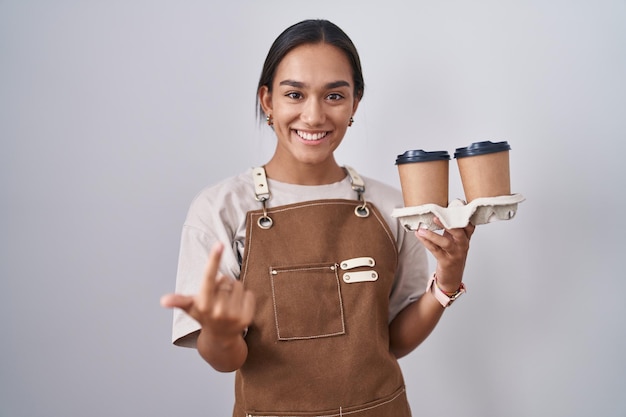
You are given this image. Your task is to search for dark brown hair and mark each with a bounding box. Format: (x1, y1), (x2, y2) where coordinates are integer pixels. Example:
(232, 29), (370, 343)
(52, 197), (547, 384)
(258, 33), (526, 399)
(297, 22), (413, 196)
(256, 19), (365, 120)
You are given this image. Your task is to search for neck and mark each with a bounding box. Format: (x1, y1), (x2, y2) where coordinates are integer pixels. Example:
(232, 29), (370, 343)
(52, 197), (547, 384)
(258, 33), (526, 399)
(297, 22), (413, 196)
(263, 158), (346, 185)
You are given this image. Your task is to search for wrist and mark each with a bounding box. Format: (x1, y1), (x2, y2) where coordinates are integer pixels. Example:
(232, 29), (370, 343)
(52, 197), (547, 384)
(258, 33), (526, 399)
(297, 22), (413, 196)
(198, 329), (247, 372)
(433, 270), (463, 294)
(438, 282), (462, 295)
(427, 273), (466, 308)
(200, 328), (243, 350)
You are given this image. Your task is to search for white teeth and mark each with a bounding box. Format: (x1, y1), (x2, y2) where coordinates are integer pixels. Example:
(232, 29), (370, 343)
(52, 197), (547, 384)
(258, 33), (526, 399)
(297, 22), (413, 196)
(296, 130), (327, 141)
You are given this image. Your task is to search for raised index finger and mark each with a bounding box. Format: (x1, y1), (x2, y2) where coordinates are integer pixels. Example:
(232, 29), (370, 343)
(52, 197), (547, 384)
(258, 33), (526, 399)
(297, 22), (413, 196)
(199, 242), (225, 297)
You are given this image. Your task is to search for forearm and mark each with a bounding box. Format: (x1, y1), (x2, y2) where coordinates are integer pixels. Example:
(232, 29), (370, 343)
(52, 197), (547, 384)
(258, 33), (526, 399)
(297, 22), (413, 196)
(197, 328), (248, 372)
(388, 288), (445, 359)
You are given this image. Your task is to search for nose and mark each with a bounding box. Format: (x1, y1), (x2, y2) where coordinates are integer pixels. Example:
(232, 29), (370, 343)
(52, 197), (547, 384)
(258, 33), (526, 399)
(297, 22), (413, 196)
(300, 98), (325, 126)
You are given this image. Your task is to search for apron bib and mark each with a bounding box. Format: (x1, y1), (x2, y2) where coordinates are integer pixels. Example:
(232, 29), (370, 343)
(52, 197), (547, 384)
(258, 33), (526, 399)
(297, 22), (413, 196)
(233, 167), (411, 417)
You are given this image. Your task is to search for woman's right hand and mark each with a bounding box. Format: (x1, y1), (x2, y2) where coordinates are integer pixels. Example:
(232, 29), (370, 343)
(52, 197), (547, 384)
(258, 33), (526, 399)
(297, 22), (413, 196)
(161, 242), (256, 350)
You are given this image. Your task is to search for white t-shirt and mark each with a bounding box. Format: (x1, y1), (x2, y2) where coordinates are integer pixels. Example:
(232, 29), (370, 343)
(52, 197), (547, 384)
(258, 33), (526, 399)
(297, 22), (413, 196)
(171, 168), (429, 347)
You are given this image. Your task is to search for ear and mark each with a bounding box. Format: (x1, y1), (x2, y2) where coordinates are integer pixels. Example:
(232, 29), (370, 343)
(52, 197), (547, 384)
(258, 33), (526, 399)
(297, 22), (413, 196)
(258, 85), (273, 115)
(351, 97), (360, 117)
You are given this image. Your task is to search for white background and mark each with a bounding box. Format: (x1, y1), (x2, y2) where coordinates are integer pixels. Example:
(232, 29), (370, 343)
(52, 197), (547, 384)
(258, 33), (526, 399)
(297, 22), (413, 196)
(1, 1), (625, 416)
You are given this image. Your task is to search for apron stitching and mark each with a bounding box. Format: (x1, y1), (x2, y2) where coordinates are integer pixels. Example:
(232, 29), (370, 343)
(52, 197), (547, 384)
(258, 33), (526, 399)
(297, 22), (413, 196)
(248, 201), (397, 265)
(268, 265), (281, 338)
(245, 387), (405, 416)
(330, 387), (406, 416)
(335, 263), (346, 336)
(369, 206), (399, 265)
(240, 169), (406, 416)
(270, 264), (347, 340)
(261, 200), (360, 214)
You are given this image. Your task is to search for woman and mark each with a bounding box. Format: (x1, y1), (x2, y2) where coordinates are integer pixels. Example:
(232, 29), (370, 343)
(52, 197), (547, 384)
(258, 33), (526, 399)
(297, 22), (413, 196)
(161, 19), (474, 417)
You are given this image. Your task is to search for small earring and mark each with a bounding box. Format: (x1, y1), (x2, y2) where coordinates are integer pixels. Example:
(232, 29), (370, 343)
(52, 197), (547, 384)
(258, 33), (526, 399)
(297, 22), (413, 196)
(348, 116), (354, 127)
(266, 114), (273, 126)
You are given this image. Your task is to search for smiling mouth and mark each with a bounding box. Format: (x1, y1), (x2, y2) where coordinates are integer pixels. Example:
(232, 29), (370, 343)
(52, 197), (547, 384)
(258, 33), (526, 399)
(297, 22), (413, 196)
(295, 130), (329, 141)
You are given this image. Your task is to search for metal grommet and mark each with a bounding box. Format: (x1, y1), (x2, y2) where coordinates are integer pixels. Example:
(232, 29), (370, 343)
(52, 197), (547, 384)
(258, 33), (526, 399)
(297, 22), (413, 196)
(354, 204), (369, 218)
(257, 215), (273, 229)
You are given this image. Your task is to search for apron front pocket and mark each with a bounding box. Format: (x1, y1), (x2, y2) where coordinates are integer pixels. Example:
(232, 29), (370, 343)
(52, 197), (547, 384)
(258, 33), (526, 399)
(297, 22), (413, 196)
(270, 263), (345, 341)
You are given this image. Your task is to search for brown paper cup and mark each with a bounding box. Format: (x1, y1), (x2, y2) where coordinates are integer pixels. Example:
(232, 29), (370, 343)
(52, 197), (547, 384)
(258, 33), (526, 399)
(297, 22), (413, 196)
(454, 141), (511, 202)
(395, 150), (450, 207)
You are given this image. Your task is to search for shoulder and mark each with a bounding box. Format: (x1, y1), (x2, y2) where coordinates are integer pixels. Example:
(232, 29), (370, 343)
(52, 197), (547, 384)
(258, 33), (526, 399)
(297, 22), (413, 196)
(350, 172), (405, 240)
(361, 174), (403, 211)
(184, 169), (258, 232)
(191, 170), (254, 204)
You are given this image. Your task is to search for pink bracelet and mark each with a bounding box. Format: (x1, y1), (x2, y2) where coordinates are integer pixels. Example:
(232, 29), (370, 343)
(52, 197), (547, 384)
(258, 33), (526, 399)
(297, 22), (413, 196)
(427, 273), (466, 308)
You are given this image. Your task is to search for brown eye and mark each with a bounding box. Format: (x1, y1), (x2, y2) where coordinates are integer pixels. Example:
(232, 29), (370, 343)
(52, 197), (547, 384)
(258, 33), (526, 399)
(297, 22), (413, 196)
(326, 93), (344, 101)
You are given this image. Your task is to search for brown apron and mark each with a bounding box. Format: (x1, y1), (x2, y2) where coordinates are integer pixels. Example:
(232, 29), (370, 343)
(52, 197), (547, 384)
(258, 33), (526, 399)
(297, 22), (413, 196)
(233, 167), (411, 417)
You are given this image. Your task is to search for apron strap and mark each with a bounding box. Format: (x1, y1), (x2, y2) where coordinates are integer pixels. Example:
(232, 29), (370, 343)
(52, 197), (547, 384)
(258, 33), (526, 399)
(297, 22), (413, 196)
(252, 166), (271, 202)
(252, 167), (273, 229)
(250, 166), (370, 228)
(344, 165), (365, 195)
(345, 165), (370, 218)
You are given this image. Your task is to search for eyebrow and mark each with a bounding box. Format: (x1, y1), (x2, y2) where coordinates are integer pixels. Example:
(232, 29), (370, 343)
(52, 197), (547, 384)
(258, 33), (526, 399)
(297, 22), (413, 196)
(278, 80), (351, 89)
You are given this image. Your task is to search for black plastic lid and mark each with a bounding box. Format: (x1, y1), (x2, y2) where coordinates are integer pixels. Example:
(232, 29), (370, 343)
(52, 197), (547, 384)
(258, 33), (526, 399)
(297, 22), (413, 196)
(454, 141), (511, 158)
(395, 149), (450, 165)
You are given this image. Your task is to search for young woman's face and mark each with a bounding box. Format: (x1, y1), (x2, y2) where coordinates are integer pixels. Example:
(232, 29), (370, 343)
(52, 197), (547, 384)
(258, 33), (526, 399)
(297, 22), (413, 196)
(260, 43), (359, 172)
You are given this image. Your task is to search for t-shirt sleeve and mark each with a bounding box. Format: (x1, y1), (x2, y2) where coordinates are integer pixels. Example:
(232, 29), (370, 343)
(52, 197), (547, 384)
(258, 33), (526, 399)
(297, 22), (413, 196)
(169, 176), (250, 348)
(170, 224), (212, 347)
(170, 225), (244, 347)
(387, 222), (430, 322)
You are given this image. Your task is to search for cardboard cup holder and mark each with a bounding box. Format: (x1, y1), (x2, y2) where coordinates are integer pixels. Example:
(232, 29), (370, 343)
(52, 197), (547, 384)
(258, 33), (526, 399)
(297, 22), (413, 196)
(391, 194), (525, 231)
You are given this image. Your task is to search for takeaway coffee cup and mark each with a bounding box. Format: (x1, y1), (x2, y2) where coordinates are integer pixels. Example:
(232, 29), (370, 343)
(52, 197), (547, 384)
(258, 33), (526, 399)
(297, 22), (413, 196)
(454, 141), (511, 202)
(395, 149), (450, 207)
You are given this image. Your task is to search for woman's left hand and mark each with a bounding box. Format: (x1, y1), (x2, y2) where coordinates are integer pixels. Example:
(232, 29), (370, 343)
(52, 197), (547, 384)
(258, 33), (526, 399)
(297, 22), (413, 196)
(415, 217), (475, 293)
